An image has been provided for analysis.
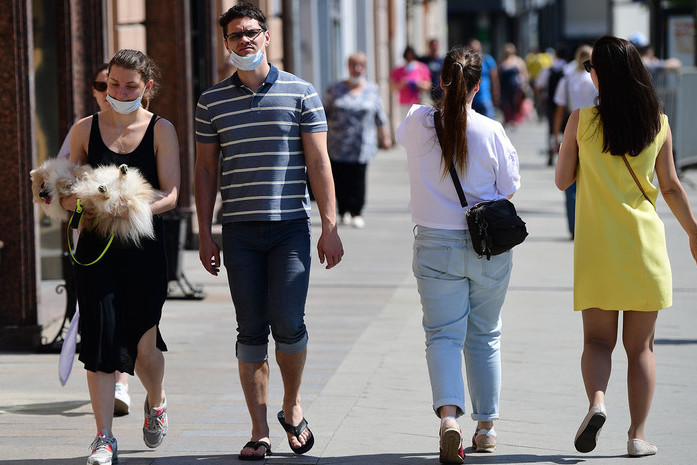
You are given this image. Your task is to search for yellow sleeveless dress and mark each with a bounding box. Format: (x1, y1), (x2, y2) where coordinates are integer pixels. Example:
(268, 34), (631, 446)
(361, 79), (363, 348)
(574, 107), (671, 311)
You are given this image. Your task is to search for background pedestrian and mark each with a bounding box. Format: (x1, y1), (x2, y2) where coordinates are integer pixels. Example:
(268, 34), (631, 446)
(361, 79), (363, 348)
(324, 52), (391, 229)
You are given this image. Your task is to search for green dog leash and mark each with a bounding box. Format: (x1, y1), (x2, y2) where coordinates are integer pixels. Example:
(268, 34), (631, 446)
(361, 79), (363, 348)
(67, 198), (114, 266)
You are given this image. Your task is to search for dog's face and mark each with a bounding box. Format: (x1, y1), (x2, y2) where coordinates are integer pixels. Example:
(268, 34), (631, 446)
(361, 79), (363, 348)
(30, 158), (81, 206)
(29, 166), (54, 205)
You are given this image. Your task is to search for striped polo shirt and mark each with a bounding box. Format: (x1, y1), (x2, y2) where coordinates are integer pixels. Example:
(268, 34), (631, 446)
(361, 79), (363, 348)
(195, 64), (327, 223)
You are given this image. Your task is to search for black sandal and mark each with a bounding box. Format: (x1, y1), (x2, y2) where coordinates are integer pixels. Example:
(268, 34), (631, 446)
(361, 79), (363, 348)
(238, 440), (272, 461)
(277, 410), (315, 455)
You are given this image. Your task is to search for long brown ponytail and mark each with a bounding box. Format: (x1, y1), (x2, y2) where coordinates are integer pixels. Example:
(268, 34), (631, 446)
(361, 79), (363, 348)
(435, 47), (482, 177)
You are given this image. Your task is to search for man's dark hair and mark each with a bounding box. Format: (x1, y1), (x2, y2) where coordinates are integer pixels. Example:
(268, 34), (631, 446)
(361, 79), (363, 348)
(554, 43), (569, 61)
(403, 46), (416, 61)
(219, 2), (268, 37)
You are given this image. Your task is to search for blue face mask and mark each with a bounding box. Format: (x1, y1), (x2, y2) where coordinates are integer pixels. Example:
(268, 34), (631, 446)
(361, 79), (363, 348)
(106, 86), (146, 114)
(229, 49), (264, 71)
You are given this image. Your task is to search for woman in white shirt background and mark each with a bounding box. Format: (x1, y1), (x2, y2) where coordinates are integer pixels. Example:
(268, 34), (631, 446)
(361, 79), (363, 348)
(552, 45), (598, 239)
(396, 46), (521, 464)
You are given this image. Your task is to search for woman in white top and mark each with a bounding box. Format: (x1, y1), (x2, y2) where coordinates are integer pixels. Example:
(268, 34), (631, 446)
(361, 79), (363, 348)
(552, 45), (598, 238)
(396, 46), (521, 464)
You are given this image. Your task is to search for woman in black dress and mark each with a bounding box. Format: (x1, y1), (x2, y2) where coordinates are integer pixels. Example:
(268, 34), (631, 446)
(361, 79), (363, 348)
(61, 49), (180, 465)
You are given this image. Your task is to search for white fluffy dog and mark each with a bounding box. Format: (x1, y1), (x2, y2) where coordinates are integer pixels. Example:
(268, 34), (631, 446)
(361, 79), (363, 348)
(30, 158), (92, 222)
(72, 164), (163, 246)
(30, 159), (162, 246)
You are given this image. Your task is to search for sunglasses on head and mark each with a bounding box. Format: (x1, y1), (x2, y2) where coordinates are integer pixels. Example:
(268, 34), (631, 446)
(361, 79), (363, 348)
(583, 60), (595, 73)
(93, 81), (107, 92)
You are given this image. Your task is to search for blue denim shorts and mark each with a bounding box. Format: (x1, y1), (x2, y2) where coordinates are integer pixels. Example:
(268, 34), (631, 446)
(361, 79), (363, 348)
(222, 219), (311, 362)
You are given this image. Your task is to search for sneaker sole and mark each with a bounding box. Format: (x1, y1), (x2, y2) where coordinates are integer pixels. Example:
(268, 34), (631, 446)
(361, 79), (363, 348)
(474, 443), (496, 453)
(575, 413), (606, 453)
(86, 451), (117, 464)
(440, 428), (464, 464)
(143, 433), (166, 449)
(113, 399), (129, 416)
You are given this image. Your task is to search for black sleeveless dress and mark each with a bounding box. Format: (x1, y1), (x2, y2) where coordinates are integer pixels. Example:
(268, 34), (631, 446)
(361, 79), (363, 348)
(75, 113), (168, 375)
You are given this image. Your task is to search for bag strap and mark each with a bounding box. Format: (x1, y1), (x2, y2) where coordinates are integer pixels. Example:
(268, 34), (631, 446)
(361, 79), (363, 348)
(434, 110), (468, 207)
(621, 154), (654, 208)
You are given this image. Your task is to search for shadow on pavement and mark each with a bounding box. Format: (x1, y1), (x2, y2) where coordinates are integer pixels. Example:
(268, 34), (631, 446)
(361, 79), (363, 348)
(655, 338), (697, 345)
(458, 452), (606, 464)
(0, 451), (626, 464)
(0, 455), (230, 465)
(0, 400), (89, 416)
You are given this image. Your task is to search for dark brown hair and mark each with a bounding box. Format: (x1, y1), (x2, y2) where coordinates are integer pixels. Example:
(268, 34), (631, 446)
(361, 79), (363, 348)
(93, 63), (109, 81)
(591, 35), (661, 156)
(108, 49), (160, 108)
(219, 2), (268, 37)
(435, 47), (482, 176)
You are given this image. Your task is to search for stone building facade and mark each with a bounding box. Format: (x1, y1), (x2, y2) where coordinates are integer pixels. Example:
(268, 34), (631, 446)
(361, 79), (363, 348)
(0, 0), (447, 349)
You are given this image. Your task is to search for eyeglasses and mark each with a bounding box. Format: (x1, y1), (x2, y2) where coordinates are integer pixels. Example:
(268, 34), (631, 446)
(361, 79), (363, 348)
(224, 28), (265, 42)
(583, 60), (595, 73)
(93, 81), (107, 92)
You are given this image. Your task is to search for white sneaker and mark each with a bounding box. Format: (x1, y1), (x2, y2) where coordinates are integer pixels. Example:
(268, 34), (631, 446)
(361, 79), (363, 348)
(114, 383), (130, 416)
(351, 216), (365, 229)
(87, 431), (117, 465)
(340, 213), (351, 225)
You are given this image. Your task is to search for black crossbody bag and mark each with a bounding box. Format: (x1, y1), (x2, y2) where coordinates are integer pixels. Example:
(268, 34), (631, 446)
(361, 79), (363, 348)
(434, 111), (528, 259)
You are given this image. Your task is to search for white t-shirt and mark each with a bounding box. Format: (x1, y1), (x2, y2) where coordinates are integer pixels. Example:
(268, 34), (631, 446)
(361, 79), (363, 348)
(553, 69), (597, 112)
(57, 124), (75, 159)
(396, 104), (521, 230)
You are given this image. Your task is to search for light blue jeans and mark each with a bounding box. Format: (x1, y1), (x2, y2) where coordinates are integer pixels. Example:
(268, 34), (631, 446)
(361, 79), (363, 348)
(412, 225), (512, 420)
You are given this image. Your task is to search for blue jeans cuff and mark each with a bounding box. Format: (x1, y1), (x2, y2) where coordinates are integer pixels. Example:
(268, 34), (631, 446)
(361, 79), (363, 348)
(434, 399), (465, 418)
(236, 342), (269, 363)
(470, 413), (499, 422)
(276, 333), (308, 354)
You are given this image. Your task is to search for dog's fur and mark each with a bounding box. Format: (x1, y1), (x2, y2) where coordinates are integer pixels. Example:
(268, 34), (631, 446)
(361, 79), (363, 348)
(30, 159), (162, 246)
(30, 158), (92, 222)
(72, 164), (163, 246)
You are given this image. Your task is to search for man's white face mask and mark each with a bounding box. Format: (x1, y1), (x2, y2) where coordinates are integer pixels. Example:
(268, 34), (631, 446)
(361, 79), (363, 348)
(229, 49), (264, 71)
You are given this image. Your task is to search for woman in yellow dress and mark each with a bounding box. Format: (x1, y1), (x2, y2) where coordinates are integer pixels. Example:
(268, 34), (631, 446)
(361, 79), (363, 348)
(555, 35), (697, 457)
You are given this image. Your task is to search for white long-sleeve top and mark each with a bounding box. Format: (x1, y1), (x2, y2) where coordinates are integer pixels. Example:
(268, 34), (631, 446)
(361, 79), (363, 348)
(396, 104), (521, 230)
(554, 68), (598, 112)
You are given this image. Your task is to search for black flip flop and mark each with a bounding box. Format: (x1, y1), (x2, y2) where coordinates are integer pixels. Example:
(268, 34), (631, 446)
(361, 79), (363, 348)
(238, 440), (272, 461)
(277, 410), (315, 455)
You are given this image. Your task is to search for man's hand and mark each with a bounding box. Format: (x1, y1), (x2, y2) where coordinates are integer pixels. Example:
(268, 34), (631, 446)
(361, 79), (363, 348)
(199, 235), (221, 276)
(317, 227), (344, 269)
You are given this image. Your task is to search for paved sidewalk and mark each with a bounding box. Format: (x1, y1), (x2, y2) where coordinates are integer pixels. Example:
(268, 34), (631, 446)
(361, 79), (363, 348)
(2, 118), (697, 464)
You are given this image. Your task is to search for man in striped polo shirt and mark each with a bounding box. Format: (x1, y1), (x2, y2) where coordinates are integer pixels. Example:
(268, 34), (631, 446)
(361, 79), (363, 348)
(194, 3), (343, 460)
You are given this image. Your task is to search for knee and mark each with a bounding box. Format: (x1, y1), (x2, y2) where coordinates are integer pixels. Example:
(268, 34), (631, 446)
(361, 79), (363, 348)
(271, 319), (307, 350)
(136, 343), (163, 369)
(584, 336), (617, 352)
(622, 337), (654, 359)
